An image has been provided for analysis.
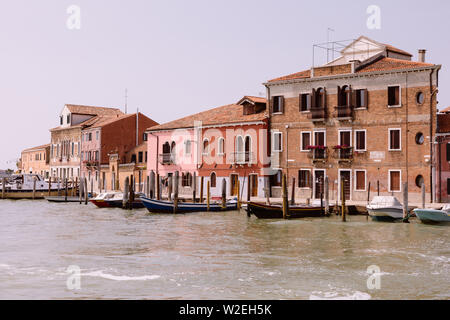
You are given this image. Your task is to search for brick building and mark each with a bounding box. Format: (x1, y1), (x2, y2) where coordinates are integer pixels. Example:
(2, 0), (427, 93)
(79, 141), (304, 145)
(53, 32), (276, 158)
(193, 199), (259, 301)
(146, 96), (270, 199)
(20, 144), (50, 178)
(49, 104), (123, 181)
(435, 111), (450, 202)
(264, 36), (441, 203)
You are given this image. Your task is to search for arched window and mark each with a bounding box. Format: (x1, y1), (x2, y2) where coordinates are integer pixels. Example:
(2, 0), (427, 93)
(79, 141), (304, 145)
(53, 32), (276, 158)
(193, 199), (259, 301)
(244, 136), (251, 163)
(218, 138), (225, 155)
(339, 85), (351, 107)
(185, 140), (191, 155)
(203, 139), (209, 155)
(163, 142), (171, 154)
(171, 141), (176, 154)
(316, 88), (324, 108)
(210, 172), (216, 188)
(235, 136), (244, 163)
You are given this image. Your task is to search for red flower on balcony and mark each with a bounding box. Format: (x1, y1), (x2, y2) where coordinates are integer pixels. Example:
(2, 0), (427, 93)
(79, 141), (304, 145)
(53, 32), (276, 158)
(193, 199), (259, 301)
(333, 145), (351, 150)
(307, 145), (326, 150)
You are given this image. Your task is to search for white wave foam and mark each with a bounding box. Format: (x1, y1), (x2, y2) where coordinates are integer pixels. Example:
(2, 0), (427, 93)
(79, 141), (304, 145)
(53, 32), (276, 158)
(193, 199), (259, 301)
(310, 290), (371, 300)
(82, 270), (160, 281)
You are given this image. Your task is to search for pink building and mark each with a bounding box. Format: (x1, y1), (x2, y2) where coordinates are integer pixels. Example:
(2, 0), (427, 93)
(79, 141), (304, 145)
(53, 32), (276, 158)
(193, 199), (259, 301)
(435, 112), (450, 203)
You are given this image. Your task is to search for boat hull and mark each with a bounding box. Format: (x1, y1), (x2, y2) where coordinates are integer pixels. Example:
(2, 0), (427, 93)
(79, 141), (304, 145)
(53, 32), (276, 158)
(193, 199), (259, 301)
(89, 199), (112, 208)
(246, 202), (325, 219)
(368, 208), (404, 222)
(141, 197), (238, 213)
(414, 209), (450, 224)
(105, 199), (145, 209)
(1, 188), (76, 200)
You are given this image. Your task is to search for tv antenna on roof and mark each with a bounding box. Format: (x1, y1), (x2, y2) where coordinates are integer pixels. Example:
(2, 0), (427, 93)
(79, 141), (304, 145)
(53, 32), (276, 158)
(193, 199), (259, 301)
(327, 28), (335, 63)
(124, 88), (128, 114)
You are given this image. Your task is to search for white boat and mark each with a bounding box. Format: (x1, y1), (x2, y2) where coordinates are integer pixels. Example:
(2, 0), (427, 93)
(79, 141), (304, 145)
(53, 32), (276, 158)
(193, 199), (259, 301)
(89, 191), (123, 208)
(0, 174), (75, 199)
(367, 196), (404, 222)
(413, 204), (450, 224)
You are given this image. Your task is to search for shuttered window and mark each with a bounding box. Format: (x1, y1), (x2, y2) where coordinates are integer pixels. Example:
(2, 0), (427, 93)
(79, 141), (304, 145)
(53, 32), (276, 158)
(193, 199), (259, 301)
(355, 89), (368, 108)
(355, 130), (366, 151)
(447, 179), (450, 195)
(388, 86), (400, 106)
(389, 129), (401, 150)
(447, 143), (450, 162)
(298, 170), (311, 188)
(301, 132), (311, 151)
(390, 171), (401, 192)
(355, 171), (365, 191)
(299, 94), (311, 112)
(272, 96), (284, 113)
(273, 132), (282, 152)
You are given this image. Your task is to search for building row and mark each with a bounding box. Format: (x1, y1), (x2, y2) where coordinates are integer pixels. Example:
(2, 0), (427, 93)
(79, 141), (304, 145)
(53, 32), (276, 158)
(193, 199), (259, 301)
(19, 36), (450, 203)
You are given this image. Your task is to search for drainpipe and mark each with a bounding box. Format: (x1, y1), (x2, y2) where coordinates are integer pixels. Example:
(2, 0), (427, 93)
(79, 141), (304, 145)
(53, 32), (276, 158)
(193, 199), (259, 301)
(429, 68), (439, 203)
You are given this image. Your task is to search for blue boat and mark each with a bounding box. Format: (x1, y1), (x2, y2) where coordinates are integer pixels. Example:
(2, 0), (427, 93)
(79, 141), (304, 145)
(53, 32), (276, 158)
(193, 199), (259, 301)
(413, 205), (450, 225)
(141, 197), (238, 214)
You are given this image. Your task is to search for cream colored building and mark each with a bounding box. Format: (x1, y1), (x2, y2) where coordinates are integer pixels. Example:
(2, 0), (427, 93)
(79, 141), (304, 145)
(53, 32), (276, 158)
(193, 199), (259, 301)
(21, 144), (50, 178)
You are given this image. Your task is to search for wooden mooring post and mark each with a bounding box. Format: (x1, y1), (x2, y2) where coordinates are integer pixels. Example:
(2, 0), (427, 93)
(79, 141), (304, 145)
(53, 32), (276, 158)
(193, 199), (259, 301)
(421, 183), (426, 209)
(290, 177), (295, 205)
(324, 176), (329, 216)
(237, 179), (241, 210)
(200, 176), (204, 203)
(123, 177), (129, 209)
(192, 172), (197, 203)
(341, 180), (346, 222)
(150, 171), (155, 199)
(173, 171), (179, 214)
(156, 174), (160, 200)
(221, 178), (226, 209)
(282, 174), (289, 219)
(207, 181), (210, 211)
(247, 175), (251, 203)
(32, 177), (36, 200)
(129, 175), (135, 210)
(90, 179), (94, 199)
(168, 175), (173, 201)
(84, 178), (88, 205)
(57, 179), (61, 197)
(48, 178), (52, 197)
(75, 177), (78, 197)
(265, 176), (270, 205)
(79, 178), (83, 204)
(145, 174), (150, 198)
(64, 178), (68, 202)
(2, 178), (5, 199)
(402, 182), (409, 223)
(377, 180), (380, 196)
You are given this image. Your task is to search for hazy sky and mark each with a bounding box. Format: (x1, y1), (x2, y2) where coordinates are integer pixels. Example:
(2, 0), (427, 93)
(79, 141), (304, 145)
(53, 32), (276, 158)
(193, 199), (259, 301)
(0, 0), (448, 169)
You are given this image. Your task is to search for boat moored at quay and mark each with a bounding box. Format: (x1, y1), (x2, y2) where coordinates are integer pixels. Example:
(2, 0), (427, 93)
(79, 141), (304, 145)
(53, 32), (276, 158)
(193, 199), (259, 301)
(0, 174), (75, 200)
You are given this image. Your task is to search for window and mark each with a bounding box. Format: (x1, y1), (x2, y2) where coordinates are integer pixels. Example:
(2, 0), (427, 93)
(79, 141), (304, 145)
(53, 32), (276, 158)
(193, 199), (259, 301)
(416, 92), (424, 105)
(301, 132), (311, 151)
(131, 154), (136, 163)
(81, 152), (84, 161)
(415, 175), (424, 188)
(185, 140), (191, 155)
(447, 179), (450, 195)
(338, 85), (351, 107)
(202, 139), (209, 155)
(138, 152), (143, 163)
(389, 170), (401, 192)
(210, 172), (216, 188)
(88, 133), (92, 141)
(96, 131), (99, 140)
(355, 89), (368, 108)
(218, 138), (225, 155)
(355, 130), (366, 151)
(298, 170), (311, 188)
(272, 96), (284, 113)
(66, 115), (70, 124)
(388, 86), (400, 106)
(145, 151), (148, 162)
(270, 170), (282, 187)
(355, 170), (366, 191)
(313, 131), (326, 147)
(143, 132), (148, 141)
(273, 132), (282, 152)
(182, 172), (192, 187)
(71, 142), (74, 155)
(415, 132), (424, 145)
(299, 93), (311, 112)
(389, 129), (401, 151)
(60, 116), (63, 125)
(95, 151), (99, 161)
(314, 88), (326, 108)
(446, 143), (450, 162)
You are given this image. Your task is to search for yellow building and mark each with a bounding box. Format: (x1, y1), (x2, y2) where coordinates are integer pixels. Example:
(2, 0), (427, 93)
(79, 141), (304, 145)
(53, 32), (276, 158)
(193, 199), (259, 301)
(21, 144), (50, 178)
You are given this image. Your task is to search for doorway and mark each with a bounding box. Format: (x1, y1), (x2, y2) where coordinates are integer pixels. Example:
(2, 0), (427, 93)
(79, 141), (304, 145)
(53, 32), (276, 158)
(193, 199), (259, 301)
(339, 170), (351, 201)
(230, 174), (239, 196)
(314, 170), (325, 199)
(250, 174), (258, 197)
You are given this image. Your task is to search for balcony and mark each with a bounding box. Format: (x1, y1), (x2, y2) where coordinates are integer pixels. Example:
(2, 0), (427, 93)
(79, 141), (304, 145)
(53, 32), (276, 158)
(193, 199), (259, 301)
(333, 146), (353, 163)
(159, 153), (175, 165)
(83, 160), (99, 168)
(308, 107), (327, 122)
(307, 146), (328, 163)
(230, 152), (255, 165)
(334, 105), (354, 121)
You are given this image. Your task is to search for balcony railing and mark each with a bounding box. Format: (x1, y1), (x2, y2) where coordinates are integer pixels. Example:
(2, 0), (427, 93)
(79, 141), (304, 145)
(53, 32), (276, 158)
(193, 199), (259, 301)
(83, 160), (99, 167)
(230, 152), (255, 165)
(159, 153), (175, 165)
(307, 147), (328, 162)
(333, 146), (353, 162)
(308, 107), (327, 121)
(334, 105), (354, 120)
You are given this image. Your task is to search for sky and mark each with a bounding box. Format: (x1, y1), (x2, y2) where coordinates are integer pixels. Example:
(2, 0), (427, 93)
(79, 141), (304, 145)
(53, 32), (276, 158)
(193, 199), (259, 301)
(0, 0), (449, 169)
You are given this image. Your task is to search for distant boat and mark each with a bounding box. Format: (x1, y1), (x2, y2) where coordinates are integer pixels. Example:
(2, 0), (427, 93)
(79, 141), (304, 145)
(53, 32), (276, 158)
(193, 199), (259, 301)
(104, 192), (146, 209)
(413, 205), (450, 225)
(141, 197), (238, 214)
(246, 201), (325, 219)
(0, 174), (75, 199)
(367, 196), (404, 222)
(90, 191), (123, 208)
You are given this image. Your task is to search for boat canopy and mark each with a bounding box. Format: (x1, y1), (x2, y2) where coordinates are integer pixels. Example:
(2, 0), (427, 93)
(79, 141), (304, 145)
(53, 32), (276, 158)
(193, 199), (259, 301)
(368, 196), (403, 209)
(442, 204), (450, 212)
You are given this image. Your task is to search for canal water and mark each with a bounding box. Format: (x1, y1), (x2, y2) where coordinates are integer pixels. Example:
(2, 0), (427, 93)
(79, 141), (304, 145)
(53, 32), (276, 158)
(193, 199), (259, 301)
(0, 200), (448, 300)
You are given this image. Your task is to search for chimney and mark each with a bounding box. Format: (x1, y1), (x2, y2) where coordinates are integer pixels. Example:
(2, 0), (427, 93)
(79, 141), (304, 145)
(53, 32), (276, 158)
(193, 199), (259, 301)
(418, 49), (426, 63)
